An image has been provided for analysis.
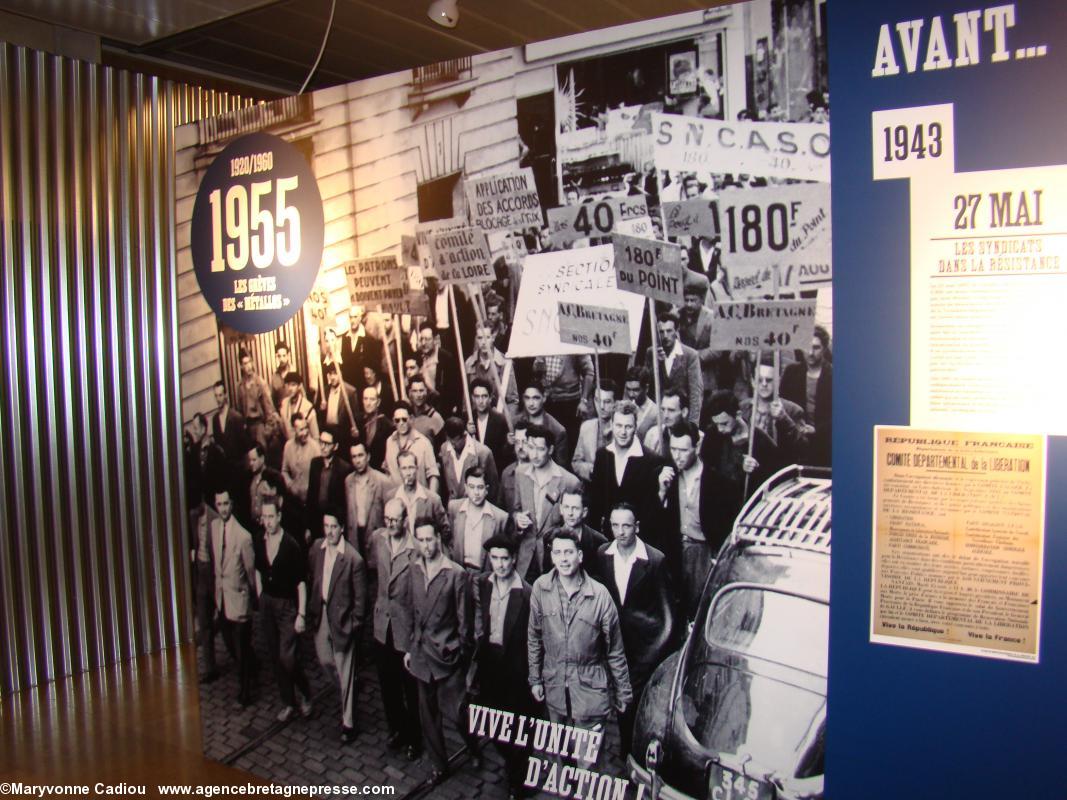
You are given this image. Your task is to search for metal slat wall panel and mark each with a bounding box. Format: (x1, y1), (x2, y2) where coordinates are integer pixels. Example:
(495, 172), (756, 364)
(0, 42), (251, 696)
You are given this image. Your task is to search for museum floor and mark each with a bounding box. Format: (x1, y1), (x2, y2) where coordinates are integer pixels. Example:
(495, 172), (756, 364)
(0, 644), (262, 786)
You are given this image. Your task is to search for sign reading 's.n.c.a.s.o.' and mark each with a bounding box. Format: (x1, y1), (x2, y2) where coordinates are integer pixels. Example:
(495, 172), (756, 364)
(190, 132), (324, 334)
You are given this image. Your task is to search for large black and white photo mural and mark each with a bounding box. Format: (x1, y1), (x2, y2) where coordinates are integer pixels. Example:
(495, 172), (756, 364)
(175, 1), (832, 796)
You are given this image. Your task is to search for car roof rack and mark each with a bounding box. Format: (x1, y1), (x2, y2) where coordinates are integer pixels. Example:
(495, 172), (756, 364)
(731, 465), (832, 554)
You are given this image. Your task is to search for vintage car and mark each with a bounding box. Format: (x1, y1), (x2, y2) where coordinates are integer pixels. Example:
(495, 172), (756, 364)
(629, 465), (830, 800)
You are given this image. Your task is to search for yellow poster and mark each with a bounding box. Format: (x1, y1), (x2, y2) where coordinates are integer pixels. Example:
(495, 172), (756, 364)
(871, 426), (1045, 663)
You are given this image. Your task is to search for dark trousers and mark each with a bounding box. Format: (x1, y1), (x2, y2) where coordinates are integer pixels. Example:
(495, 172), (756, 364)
(416, 665), (476, 771)
(219, 615), (254, 701)
(376, 630), (421, 749)
(194, 561), (217, 673)
(480, 645), (533, 790)
(260, 593), (310, 708)
(617, 679), (648, 760)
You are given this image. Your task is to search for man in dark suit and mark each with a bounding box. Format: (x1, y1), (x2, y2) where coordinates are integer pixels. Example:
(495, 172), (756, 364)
(468, 378), (511, 472)
(212, 380), (248, 471)
(471, 534), (538, 800)
(403, 516), (480, 783)
(780, 326), (832, 467)
(645, 310), (703, 424)
(320, 364), (359, 453)
(658, 420), (713, 617)
(306, 505), (367, 744)
(595, 502), (675, 759)
(417, 321), (461, 418)
(587, 401), (668, 539)
(339, 306), (384, 393)
(305, 426), (353, 545)
(356, 384), (394, 471)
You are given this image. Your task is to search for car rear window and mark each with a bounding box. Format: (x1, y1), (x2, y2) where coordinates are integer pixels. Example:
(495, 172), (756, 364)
(705, 587), (828, 677)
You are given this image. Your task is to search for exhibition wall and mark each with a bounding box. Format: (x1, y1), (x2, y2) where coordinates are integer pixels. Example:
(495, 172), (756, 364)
(0, 43), (251, 696)
(829, 1), (1067, 797)
(177, 1), (832, 794)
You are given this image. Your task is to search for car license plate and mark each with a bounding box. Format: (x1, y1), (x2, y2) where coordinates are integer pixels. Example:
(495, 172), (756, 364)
(708, 763), (774, 800)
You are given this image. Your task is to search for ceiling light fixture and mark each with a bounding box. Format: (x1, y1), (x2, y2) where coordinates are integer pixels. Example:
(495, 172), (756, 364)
(427, 0), (459, 28)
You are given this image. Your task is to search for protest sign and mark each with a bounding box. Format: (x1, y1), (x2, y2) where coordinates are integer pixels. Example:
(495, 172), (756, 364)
(707, 299), (817, 350)
(306, 287), (332, 329)
(612, 233), (684, 305)
(464, 168), (543, 232)
(662, 198), (720, 238)
(508, 245), (645, 358)
(343, 256), (413, 315)
(652, 112), (830, 182)
(615, 215), (655, 238)
(557, 301), (631, 354)
(426, 225), (493, 285)
(546, 196), (649, 247)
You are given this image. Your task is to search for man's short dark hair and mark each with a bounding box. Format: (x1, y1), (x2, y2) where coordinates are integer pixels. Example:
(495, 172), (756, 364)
(320, 424), (340, 443)
(525, 424), (552, 448)
(560, 486), (587, 507)
(483, 533), (517, 555)
(608, 501), (639, 521)
(396, 450), (418, 467)
(412, 516), (440, 536)
(512, 418), (530, 434)
(597, 379), (618, 397)
(291, 411), (305, 424)
(470, 377), (492, 395)
(464, 465), (487, 484)
(408, 374), (428, 390)
(247, 443), (265, 458)
(393, 400), (413, 415)
(662, 386), (689, 409)
(708, 389), (739, 418)
(547, 527), (581, 551)
(624, 366), (650, 388)
(321, 504), (344, 526)
(284, 371), (303, 385)
(324, 362), (339, 376)
(274, 340), (289, 354)
(668, 420), (701, 447)
(213, 380), (225, 391)
(657, 310), (680, 329)
(193, 411), (207, 428)
(444, 416), (467, 439)
(521, 380), (545, 397)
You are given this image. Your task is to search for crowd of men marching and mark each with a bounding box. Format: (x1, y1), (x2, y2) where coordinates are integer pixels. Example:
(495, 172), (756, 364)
(183, 237), (832, 795)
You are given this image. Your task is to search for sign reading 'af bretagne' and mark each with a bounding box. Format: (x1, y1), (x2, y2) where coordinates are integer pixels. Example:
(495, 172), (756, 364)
(190, 132), (324, 334)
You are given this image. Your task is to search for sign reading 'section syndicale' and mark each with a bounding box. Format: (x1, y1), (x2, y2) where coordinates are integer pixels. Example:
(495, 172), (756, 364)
(190, 132), (325, 334)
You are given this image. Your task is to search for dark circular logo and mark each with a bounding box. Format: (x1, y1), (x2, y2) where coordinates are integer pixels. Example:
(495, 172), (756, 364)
(190, 132), (324, 334)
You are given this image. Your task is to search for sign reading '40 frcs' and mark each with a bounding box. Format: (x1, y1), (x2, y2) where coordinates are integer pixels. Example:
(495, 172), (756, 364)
(191, 132), (325, 334)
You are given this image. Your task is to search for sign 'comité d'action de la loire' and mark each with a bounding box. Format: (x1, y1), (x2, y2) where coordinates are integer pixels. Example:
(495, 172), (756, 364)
(190, 131), (325, 334)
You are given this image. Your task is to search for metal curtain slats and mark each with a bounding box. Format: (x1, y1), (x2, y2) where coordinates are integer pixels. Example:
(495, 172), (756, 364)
(0, 41), (251, 695)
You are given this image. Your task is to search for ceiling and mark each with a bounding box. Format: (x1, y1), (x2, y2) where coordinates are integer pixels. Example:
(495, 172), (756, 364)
(0, 0), (720, 98)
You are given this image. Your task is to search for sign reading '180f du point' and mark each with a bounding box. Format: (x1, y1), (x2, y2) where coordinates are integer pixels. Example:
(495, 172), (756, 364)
(190, 132), (325, 334)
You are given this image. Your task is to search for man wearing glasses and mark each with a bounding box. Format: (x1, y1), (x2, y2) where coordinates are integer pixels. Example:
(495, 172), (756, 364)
(383, 400), (440, 497)
(306, 425), (353, 545)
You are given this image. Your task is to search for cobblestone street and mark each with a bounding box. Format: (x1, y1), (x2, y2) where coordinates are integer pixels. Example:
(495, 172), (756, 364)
(197, 621), (626, 798)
